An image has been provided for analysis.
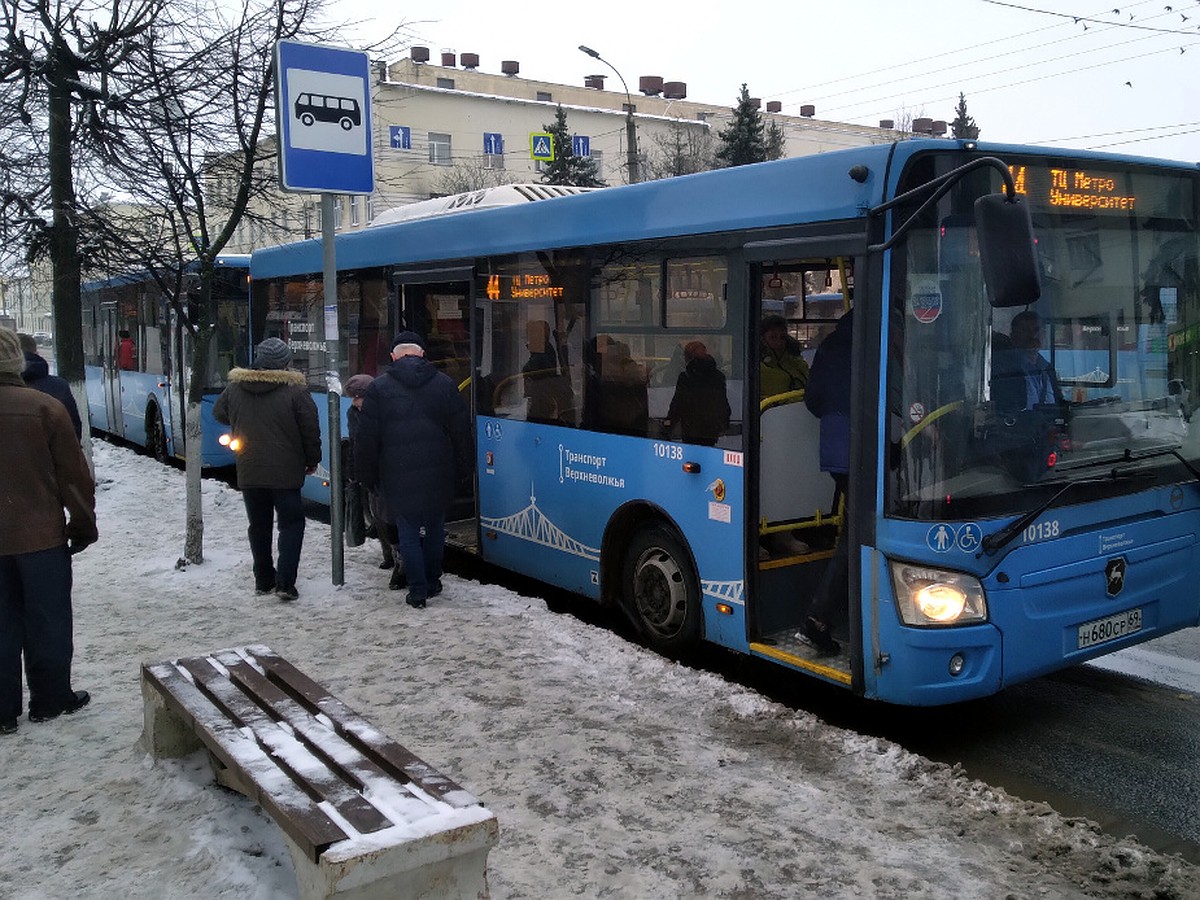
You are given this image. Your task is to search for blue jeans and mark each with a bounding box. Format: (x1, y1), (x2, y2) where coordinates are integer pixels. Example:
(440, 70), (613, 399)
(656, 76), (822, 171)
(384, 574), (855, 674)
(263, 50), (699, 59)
(242, 488), (305, 590)
(393, 512), (445, 599)
(0, 546), (76, 722)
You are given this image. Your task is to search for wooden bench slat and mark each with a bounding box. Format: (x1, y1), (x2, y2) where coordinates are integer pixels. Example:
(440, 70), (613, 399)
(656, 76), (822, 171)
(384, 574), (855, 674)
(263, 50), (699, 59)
(142, 662), (348, 862)
(177, 657), (392, 838)
(215, 655), (437, 825)
(252, 647), (478, 807)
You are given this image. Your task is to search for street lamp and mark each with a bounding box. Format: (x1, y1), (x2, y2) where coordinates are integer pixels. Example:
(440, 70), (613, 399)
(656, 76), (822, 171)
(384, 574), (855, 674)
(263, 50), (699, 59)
(578, 44), (640, 184)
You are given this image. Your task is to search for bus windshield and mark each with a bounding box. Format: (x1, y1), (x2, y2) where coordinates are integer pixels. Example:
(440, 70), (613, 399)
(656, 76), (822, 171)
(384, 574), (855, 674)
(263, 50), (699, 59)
(889, 153), (1200, 520)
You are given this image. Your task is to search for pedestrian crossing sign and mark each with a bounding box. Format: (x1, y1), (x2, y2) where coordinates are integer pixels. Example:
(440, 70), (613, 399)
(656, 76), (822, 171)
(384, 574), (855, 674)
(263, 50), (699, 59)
(530, 132), (555, 161)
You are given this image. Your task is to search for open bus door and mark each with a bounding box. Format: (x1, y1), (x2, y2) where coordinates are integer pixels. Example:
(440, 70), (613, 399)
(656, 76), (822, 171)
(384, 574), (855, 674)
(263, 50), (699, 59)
(99, 303), (124, 439)
(745, 243), (866, 692)
(391, 268), (478, 549)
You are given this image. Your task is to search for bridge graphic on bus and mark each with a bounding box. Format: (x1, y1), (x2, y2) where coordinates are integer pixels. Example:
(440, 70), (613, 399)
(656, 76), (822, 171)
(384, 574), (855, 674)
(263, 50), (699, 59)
(481, 485), (744, 603)
(480, 487), (600, 561)
(294, 92), (361, 131)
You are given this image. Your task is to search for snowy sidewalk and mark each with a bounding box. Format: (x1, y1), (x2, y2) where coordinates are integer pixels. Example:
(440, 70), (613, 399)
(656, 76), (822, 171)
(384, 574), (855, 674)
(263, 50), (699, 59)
(0, 441), (1196, 899)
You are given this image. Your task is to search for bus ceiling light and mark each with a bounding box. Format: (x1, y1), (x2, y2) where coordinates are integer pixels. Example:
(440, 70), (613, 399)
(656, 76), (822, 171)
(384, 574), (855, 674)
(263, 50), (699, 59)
(888, 561), (987, 626)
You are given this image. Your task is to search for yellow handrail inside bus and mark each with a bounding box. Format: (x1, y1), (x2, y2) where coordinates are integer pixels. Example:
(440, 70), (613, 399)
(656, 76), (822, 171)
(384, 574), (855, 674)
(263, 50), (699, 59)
(899, 401), (963, 449)
(760, 389), (805, 413)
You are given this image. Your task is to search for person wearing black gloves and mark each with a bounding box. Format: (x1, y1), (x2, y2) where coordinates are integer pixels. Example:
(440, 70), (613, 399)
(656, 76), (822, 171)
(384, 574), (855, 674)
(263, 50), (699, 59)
(0, 328), (97, 736)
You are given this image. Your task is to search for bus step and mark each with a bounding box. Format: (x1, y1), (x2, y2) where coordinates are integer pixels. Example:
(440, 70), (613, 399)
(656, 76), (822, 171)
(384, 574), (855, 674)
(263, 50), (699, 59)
(750, 631), (851, 685)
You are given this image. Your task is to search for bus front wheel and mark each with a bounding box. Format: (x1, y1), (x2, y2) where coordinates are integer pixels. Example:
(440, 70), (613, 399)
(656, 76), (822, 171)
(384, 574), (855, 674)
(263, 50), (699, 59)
(146, 407), (168, 463)
(622, 524), (702, 656)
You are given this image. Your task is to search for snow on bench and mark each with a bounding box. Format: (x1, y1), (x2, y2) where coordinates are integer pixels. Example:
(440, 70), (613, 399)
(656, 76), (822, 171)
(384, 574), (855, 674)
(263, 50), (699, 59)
(140, 644), (498, 899)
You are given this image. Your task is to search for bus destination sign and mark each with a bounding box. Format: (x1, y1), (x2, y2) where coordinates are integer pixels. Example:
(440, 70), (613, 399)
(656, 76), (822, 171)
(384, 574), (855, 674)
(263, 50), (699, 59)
(1009, 165), (1136, 213)
(486, 273), (565, 300)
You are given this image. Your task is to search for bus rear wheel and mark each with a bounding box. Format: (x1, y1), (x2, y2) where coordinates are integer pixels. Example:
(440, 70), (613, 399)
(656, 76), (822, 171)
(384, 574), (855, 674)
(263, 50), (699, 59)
(622, 524), (702, 656)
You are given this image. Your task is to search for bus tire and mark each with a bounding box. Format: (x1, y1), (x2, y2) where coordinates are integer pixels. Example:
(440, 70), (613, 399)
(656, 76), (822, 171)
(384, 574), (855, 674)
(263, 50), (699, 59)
(301, 112), (314, 127)
(146, 406), (169, 463)
(622, 524), (702, 656)
(339, 117), (353, 131)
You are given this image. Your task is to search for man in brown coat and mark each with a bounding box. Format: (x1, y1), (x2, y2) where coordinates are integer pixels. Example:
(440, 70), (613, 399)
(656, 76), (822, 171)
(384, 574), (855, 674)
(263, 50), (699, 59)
(214, 337), (320, 601)
(0, 328), (97, 736)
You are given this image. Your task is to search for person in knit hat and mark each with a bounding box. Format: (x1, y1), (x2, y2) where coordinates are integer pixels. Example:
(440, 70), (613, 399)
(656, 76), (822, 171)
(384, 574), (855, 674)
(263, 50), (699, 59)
(0, 328), (97, 735)
(213, 338), (320, 601)
(252, 337), (293, 370)
(343, 373), (401, 581)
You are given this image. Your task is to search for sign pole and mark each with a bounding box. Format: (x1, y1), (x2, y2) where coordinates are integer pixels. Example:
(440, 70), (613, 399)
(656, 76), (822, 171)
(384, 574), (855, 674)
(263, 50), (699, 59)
(322, 192), (344, 586)
(273, 39), (373, 589)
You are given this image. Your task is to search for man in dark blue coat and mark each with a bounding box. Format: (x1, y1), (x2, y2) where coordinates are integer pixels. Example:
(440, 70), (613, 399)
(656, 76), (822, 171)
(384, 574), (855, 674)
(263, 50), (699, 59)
(356, 332), (471, 608)
(800, 308), (853, 656)
(18, 333), (81, 439)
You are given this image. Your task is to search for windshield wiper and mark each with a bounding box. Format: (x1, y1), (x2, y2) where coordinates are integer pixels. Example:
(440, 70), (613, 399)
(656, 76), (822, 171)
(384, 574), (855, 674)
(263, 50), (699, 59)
(979, 466), (1156, 557)
(1053, 444), (1181, 474)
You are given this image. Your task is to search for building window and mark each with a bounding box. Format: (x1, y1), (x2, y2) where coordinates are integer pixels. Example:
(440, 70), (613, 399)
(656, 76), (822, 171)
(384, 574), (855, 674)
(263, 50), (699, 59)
(536, 91), (552, 102)
(350, 195), (360, 226)
(333, 196), (344, 231)
(367, 194), (375, 223)
(429, 132), (452, 166)
(436, 77), (455, 89)
(591, 149), (604, 177)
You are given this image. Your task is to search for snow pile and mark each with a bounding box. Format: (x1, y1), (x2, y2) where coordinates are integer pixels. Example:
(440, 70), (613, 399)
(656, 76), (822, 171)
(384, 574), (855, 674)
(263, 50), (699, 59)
(0, 440), (1196, 899)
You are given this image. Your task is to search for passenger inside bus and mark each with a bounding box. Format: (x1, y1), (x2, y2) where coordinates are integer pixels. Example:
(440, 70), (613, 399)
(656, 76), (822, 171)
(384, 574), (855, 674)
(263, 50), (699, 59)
(663, 340), (730, 446)
(522, 319), (573, 424)
(584, 335), (649, 436)
(116, 330), (135, 371)
(799, 308), (853, 656)
(759, 314), (809, 399)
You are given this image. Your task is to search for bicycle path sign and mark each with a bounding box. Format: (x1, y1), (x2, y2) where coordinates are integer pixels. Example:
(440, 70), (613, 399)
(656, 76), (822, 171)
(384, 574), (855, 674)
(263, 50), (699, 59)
(274, 40), (374, 194)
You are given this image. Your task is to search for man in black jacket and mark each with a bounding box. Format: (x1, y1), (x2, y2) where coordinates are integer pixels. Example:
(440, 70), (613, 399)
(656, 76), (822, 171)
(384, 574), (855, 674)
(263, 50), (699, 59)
(356, 332), (471, 609)
(18, 332), (81, 439)
(213, 338), (320, 601)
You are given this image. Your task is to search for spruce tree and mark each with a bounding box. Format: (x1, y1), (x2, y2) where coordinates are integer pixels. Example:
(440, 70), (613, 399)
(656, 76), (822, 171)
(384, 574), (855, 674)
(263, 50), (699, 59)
(765, 119), (787, 161)
(715, 84), (767, 168)
(950, 92), (980, 140)
(540, 105), (605, 187)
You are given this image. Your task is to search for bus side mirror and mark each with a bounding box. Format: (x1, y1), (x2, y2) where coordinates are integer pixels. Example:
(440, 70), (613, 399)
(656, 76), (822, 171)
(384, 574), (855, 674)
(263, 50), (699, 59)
(975, 193), (1041, 308)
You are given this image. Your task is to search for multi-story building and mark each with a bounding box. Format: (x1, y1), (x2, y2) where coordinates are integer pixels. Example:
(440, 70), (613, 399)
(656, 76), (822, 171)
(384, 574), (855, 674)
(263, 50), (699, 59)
(225, 48), (899, 253)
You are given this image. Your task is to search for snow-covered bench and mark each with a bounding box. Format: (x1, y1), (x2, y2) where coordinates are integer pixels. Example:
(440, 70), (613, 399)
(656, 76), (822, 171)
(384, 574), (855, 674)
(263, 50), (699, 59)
(140, 644), (498, 900)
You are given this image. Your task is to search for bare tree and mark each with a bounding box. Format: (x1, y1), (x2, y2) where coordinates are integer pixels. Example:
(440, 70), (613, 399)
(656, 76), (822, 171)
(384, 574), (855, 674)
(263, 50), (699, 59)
(642, 118), (714, 180)
(0, 0), (165, 458)
(434, 158), (515, 195)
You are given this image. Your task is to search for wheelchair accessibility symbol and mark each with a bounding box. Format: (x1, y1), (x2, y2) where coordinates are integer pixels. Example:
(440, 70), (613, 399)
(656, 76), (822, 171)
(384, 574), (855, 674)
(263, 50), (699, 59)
(956, 523), (982, 553)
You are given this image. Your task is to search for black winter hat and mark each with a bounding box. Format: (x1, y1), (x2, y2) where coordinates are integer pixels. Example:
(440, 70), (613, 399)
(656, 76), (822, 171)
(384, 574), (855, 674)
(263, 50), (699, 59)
(392, 331), (425, 350)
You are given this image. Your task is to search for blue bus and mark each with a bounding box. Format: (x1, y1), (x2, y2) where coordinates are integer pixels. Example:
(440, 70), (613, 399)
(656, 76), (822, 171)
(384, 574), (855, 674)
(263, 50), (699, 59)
(82, 255), (252, 466)
(250, 143), (1200, 705)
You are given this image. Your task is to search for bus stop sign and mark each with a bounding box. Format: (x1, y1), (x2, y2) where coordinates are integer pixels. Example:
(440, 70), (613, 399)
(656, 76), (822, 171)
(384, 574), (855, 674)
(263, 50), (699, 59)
(275, 40), (374, 194)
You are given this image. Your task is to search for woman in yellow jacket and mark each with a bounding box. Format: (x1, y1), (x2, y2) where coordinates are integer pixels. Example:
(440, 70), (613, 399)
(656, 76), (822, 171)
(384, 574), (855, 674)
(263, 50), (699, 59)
(760, 314), (809, 399)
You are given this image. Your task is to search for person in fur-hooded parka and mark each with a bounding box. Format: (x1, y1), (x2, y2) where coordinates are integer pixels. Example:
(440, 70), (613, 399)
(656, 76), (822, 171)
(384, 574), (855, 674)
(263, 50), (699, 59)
(213, 338), (320, 599)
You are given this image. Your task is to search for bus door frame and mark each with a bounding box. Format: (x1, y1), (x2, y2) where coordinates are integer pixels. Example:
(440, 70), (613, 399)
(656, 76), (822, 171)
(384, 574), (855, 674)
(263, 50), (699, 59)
(99, 302), (124, 438)
(166, 301), (187, 455)
(390, 265), (478, 529)
(743, 231), (872, 693)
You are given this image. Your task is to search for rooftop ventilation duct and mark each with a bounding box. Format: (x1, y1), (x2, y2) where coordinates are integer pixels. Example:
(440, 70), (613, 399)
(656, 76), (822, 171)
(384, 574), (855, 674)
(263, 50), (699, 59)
(662, 81), (687, 100)
(461, 52), (479, 69)
(639, 75), (663, 96)
(501, 60), (520, 76)
(411, 46), (430, 63)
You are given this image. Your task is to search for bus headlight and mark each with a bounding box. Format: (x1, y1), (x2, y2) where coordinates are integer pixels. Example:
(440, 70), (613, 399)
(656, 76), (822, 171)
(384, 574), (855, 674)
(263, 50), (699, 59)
(889, 562), (987, 626)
